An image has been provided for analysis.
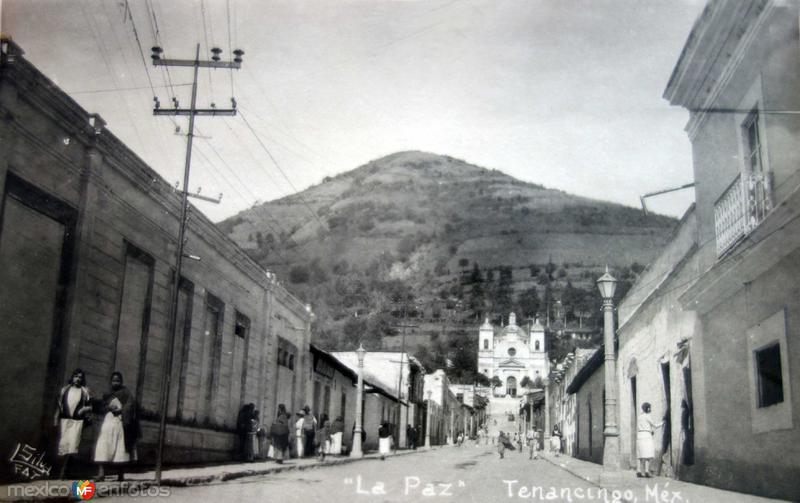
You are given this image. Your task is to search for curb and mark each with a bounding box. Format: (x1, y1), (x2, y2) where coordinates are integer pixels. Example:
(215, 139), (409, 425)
(539, 455), (637, 503)
(160, 448), (424, 487)
(1, 448), (434, 502)
(539, 455), (600, 487)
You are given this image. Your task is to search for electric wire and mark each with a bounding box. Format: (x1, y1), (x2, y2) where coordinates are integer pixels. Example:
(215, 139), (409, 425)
(226, 0), (235, 98)
(198, 0), (215, 98)
(78, 0), (147, 152)
(238, 110), (330, 233)
(68, 83), (191, 95)
(194, 126), (302, 252)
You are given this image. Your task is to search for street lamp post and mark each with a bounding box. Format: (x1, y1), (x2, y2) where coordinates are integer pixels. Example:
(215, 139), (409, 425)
(351, 344), (366, 458)
(597, 266), (620, 473)
(543, 378), (550, 446)
(424, 390), (432, 449)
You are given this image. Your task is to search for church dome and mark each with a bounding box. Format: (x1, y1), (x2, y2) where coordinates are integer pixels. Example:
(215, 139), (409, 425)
(501, 312), (521, 338)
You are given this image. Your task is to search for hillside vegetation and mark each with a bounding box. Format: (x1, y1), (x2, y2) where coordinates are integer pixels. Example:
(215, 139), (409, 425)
(219, 151), (675, 382)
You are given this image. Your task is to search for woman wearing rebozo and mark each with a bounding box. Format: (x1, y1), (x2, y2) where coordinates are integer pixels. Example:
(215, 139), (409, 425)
(55, 368), (93, 479)
(94, 371), (140, 481)
(636, 402), (665, 478)
(270, 404), (291, 464)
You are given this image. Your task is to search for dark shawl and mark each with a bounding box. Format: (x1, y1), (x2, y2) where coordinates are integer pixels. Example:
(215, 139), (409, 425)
(102, 386), (140, 453)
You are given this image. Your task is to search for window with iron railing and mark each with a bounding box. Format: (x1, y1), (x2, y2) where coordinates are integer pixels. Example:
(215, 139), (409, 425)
(713, 109), (773, 256)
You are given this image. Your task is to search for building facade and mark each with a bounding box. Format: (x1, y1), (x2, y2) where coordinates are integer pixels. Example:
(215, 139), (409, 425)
(565, 349), (605, 464)
(547, 348), (596, 458)
(0, 40), (313, 472)
(424, 370), (464, 444)
(664, 1), (800, 499)
(616, 208), (700, 477)
(478, 313), (548, 397)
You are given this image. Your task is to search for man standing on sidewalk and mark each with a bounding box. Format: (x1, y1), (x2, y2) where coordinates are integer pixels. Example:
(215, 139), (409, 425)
(301, 406), (317, 458)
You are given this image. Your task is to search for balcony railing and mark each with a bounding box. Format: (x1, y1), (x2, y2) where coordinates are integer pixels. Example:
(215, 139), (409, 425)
(714, 171), (772, 256)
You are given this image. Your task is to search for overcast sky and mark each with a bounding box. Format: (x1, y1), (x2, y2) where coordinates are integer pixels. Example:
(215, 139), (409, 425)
(3, 0), (704, 222)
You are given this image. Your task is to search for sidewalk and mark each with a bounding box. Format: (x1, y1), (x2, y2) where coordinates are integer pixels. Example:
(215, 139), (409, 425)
(540, 452), (789, 503)
(1, 448), (433, 501)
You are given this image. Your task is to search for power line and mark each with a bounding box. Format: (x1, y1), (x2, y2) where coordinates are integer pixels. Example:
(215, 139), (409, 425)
(77, 0), (147, 153)
(199, 0), (215, 98)
(239, 110), (330, 234)
(232, 103), (331, 180)
(226, 0), (235, 98)
(198, 122), (305, 252)
(146, 0), (178, 103)
(218, 117), (289, 198)
(67, 83), (191, 95)
(123, 0), (156, 98)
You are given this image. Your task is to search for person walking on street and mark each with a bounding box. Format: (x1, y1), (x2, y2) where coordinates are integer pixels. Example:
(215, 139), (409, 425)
(316, 414), (330, 461)
(301, 405), (317, 458)
(378, 422), (393, 460)
(270, 404), (290, 464)
(497, 431), (515, 458)
(636, 402), (664, 478)
(55, 369), (92, 479)
(94, 372), (139, 481)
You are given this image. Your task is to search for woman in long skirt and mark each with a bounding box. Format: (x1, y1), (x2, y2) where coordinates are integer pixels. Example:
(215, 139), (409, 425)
(55, 369), (92, 479)
(378, 422), (392, 460)
(270, 404), (290, 464)
(550, 425), (562, 457)
(94, 372), (139, 481)
(497, 431), (511, 459)
(316, 414), (330, 461)
(294, 411), (305, 458)
(329, 416), (344, 455)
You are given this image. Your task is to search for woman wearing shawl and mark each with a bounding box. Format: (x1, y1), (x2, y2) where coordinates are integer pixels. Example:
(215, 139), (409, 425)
(94, 372), (139, 481)
(316, 414), (330, 461)
(378, 422), (393, 460)
(550, 425), (562, 456)
(270, 404), (290, 464)
(329, 416), (344, 455)
(54, 369), (92, 479)
(245, 410), (261, 461)
(497, 431), (513, 458)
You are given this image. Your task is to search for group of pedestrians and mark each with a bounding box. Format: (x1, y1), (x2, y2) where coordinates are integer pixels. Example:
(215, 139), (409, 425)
(495, 427), (550, 460)
(264, 404), (348, 463)
(55, 369), (140, 481)
(491, 402), (665, 478)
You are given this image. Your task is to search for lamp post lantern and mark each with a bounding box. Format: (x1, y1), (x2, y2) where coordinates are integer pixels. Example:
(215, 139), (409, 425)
(351, 344), (367, 458)
(424, 390), (433, 449)
(597, 266), (620, 473)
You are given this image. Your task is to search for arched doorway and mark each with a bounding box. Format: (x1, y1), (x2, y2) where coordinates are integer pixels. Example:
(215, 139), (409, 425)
(506, 376), (517, 397)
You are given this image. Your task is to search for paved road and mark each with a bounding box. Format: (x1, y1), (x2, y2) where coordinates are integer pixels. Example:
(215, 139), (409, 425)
(106, 446), (601, 503)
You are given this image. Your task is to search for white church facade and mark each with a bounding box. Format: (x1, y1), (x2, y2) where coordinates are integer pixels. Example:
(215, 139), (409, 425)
(478, 313), (548, 397)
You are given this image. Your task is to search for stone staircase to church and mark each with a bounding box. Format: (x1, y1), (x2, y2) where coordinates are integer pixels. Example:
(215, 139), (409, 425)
(486, 395), (524, 441)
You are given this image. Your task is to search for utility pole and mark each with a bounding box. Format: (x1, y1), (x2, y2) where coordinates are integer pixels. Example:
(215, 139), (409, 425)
(151, 43), (243, 484)
(394, 301), (418, 453)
